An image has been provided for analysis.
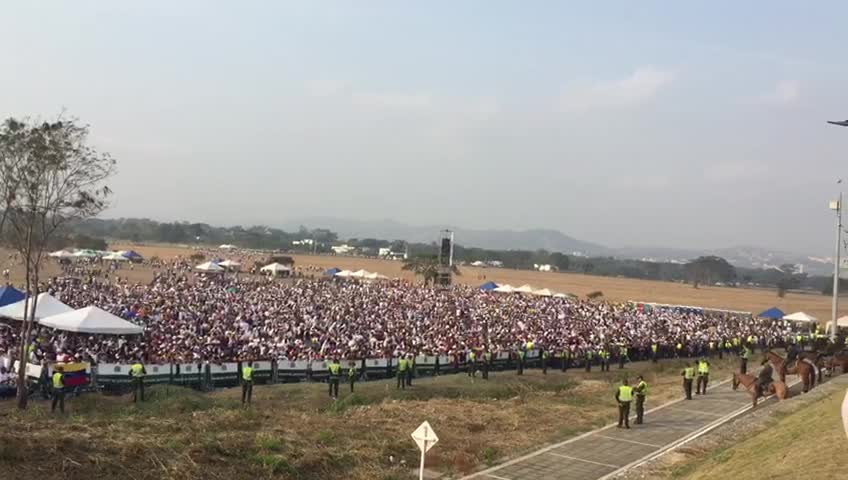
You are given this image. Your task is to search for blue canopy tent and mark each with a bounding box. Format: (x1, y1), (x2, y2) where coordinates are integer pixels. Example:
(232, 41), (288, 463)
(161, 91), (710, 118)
(479, 281), (498, 291)
(121, 250), (144, 261)
(0, 286), (24, 307)
(757, 307), (785, 319)
(326, 267), (341, 276)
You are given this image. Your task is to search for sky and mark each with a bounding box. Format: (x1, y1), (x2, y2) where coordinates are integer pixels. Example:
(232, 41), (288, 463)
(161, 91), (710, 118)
(2, 1), (848, 255)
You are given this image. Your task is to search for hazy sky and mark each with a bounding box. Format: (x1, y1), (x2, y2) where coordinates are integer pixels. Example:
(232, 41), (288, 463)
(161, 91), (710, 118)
(3, 2), (848, 254)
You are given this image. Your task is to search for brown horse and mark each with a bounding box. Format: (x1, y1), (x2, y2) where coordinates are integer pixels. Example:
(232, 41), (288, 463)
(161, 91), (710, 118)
(825, 350), (848, 375)
(765, 350), (816, 393)
(732, 372), (788, 409)
(797, 351), (824, 383)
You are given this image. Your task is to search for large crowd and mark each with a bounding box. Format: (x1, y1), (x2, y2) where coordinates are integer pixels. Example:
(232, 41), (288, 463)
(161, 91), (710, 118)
(0, 261), (802, 371)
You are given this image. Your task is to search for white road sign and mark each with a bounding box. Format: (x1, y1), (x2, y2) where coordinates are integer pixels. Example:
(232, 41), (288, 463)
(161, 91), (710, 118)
(411, 421), (439, 452)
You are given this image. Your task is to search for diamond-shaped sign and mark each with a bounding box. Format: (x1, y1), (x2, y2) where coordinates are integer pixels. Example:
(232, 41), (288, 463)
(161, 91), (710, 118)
(411, 421), (438, 453)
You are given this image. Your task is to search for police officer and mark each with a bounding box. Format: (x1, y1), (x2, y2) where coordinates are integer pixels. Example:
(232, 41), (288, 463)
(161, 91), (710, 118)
(634, 375), (648, 425)
(615, 378), (633, 429)
(129, 360), (146, 403)
(651, 342), (659, 363)
(482, 350), (492, 380)
(600, 348), (610, 372)
(740, 344), (750, 375)
(618, 345), (628, 369)
(51, 365), (65, 414)
(516, 347), (526, 375)
(681, 363), (695, 400)
(396, 355), (407, 390)
(242, 361), (255, 406)
(348, 361), (358, 393)
(327, 358), (341, 399)
(468, 350), (477, 377)
(696, 358), (710, 395)
(541, 349), (549, 375)
(584, 349), (593, 372)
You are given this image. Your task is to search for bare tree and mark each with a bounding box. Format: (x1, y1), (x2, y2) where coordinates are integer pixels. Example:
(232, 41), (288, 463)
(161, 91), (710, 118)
(0, 117), (115, 409)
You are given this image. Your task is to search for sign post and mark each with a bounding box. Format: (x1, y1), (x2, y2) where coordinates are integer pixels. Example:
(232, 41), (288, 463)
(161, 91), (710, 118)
(411, 421), (439, 480)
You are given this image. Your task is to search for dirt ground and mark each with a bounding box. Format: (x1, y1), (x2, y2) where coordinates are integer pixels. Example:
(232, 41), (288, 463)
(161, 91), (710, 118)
(97, 242), (837, 321)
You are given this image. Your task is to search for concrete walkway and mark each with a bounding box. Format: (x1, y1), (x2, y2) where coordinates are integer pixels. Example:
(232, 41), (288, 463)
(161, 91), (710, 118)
(463, 376), (802, 480)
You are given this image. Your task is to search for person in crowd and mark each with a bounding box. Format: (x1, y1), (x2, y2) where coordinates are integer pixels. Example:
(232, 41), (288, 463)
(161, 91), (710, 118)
(241, 361), (254, 406)
(615, 378), (633, 429)
(634, 375), (648, 425)
(51, 365), (65, 414)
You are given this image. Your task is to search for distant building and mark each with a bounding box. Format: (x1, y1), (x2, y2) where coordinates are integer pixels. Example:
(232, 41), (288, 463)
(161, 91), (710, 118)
(331, 244), (356, 255)
(292, 239), (314, 246)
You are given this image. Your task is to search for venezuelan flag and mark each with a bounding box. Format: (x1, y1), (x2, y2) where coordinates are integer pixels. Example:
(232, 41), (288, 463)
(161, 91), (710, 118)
(55, 362), (91, 387)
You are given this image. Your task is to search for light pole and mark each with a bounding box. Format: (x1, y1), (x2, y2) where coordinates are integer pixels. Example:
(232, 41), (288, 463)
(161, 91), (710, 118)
(826, 119), (848, 341)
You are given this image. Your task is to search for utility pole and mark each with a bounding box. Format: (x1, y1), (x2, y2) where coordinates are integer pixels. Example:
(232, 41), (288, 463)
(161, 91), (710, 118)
(830, 192), (842, 342)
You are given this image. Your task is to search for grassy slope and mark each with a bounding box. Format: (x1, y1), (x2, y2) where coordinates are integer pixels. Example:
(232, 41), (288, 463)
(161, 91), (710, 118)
(0, 357), (742, 480)
(669, 387), (848, 480)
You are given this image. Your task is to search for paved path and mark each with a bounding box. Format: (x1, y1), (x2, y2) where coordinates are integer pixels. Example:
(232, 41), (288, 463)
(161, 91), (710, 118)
(463, 376), (801, 480)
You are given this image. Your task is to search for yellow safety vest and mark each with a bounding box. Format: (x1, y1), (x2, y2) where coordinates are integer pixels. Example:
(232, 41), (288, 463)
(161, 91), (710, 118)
(698, 361), (710, 374)
(328, 363), (341, 376)
(683, 367), (695, 379)
(618, 385), (633, 402)
(131, 363), (145, 377)
(242, 366), (254, 381)
(636, 380), (648, 396)
(526, 342), (534, 350)
(397, 359), (408, 372)
(348, 366), (357, 378)
(52, 372), (64, 389)
(651, 344), (658, 353)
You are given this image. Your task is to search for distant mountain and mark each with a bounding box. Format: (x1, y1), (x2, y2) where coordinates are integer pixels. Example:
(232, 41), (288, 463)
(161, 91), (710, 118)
(282, 217), (831, 275)
(280, 217), (609, 256)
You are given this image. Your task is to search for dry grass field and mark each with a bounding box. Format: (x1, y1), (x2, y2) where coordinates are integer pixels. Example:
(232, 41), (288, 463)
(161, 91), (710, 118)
(103, 242), (837, 322)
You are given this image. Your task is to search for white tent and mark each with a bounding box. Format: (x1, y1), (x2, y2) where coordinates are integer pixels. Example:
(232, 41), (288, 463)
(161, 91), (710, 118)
(39, 306), (143, 335)
(219, 244), (236, 250)
(350, 269), (370, 278)
(364, 272), (389, 280)
(260, 263), (292, 275)
(531, 288), (553, 297)
(825, 316), (848, 333)
(195, 261), (225, 273)
(73, 249), (98, 258)
(493, 284), (516, 293)
(553, 293), (568, 298)
(334, 270), (354, 277)
(49, 250), (74, 259)
(218, 260), (241, 269)
(514, 284), (535, 294)
(783, 311), (818, 323)
(0, 293), (74, 321)
(103, 252), (129, 261)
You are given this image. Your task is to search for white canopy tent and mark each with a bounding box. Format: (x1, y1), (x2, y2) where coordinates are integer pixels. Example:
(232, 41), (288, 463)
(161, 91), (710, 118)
(0, 293), (74, 321)
(260, 262), (292, 276)
(783, 311), (818, 323)
(825, 316), (848, 334)
(195, 261), (225, 273)
(364, 272), (389, 280)
(531, 288), (553, 297)
(73, 249), (98, 258)
(219, 244), (237, 250)
(350, 269), (370, 278)
(514, 284), (535, 294)
(48, 250), (74, 259)
(493, 284), (516, 293)
(39, 306), (144, 335)
(334, 270), (354, 277)
(217, 260), (241, 269)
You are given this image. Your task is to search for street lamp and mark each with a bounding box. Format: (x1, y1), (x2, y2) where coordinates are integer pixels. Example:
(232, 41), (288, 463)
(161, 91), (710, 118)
(827, 119), (847, 341)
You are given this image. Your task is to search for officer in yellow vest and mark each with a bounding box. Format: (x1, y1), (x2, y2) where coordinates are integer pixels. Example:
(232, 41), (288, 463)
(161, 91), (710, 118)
(676, 342), (684, 358)
(129, 361), (146, 403)
(600, 348), (610, 372)
(348, 361), (358, 393)
(327, 358), (341, 399)
(541, 349), (550, 374)
(696, 358), (710, 395)
(396, 356), (408, 390)
(51, 365), (65, 414)
(482, 350), (492, 380)
(740, 345), (750, 374)
(681, 363), (696, 400)
(615, 378), (633, 429)
(651, 343), (658, 363)
(468, 350), (477, 377)
(517, 347), (527, 375)
(584, 349), (593, 372)
(242, 361), (255, 406)
(634, 375), (648, 424)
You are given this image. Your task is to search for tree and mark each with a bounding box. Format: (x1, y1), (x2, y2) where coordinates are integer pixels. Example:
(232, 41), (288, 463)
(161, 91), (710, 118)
(684, 256), (736, 287)
(402, 255), (460, 285)
(0, 116), (115, 409)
